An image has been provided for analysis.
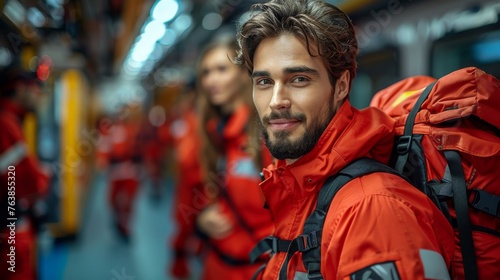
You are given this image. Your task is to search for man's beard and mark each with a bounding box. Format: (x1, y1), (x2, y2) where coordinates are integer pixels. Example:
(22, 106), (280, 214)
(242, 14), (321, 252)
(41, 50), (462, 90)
(261, 107), (335, 160)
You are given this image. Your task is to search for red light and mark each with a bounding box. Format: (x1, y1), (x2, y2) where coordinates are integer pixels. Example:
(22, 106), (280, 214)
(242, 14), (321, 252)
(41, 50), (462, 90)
(37, 55), (52, 81)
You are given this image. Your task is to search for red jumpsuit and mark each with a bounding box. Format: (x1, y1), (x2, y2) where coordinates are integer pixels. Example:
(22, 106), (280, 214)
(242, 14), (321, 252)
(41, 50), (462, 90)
(202, 105), (274, 280)
(97, 120), (141, 237)
(169, 110), (205, 278)
(257, 101), (456, 279)
(0, 100), (48, 280)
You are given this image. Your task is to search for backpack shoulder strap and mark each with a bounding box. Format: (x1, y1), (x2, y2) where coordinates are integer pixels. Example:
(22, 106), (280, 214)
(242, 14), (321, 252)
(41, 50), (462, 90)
(316, 158), (402, 211)
(443, 150), (479, 279)
(395, 81), (436, 174)
(298, 157), (402, 280)
(251, 158), (404, 280)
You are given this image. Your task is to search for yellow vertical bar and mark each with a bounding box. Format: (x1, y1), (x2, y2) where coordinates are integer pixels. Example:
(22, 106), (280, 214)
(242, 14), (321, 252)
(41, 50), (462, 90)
(22, 113), (37, 155)
(60, 69), (81, 235)
(20, 46), (37, 155)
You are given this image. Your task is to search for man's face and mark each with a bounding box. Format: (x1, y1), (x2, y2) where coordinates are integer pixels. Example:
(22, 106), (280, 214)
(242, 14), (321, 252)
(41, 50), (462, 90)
(252, 33), (338, 161)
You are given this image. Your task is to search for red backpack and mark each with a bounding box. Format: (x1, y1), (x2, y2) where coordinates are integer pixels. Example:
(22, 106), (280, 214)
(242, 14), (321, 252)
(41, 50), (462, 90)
(370, 67), (500, 280)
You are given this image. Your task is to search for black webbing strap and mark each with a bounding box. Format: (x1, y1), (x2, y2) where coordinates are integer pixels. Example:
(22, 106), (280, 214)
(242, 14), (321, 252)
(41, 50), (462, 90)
(211, 244), (265, 266)
(443, 150), (478, 280)
(426, 180), (453, 223)
(278, 231), (322, 280)
(276, 158), (405, 280)
(324, 158), (404, 203)
(249, 236), (292, 280)
(251, 262), (268, 280)
(249, 236), (291, 263)
(451, 219), (500, 237)
(395, 81), (437, 174)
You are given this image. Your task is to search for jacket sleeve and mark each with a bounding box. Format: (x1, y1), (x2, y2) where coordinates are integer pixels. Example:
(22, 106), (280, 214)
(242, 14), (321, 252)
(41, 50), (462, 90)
(0, 125), (49, 207)
(322, 176), (455, 280)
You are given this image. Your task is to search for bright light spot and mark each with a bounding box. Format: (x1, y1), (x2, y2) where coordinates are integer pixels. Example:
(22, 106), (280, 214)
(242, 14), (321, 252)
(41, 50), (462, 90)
(131, 39), (156, 62)
(123, 63), (141, 76)
(151, 0), (179, 23)
(28, 56), (39, 71)
(37, 56), (52, 81)
(172, 14), (192, 35)
(27, 7), (45, 27)
(144, 20), (167, 42)
(159, 28), (177, 46)
(395, 24), (416, 45)
(47, 0), (66, 6)
(50, 5), (64, 20)
(202, 13), (222, 30)
(126, 56), (145, 69)
(148, 105), (167, 127)
(149, 43), (163, 61)
(0, 47), (12, 67)
(4, 0), (26, 26)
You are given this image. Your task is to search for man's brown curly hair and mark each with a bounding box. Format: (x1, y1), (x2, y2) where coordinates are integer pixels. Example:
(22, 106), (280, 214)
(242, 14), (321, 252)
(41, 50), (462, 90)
(235, 0), (358, 89)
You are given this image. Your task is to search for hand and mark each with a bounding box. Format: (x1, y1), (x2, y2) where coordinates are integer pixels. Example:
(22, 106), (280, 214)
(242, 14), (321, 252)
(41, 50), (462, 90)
(196, 204), (233, 239)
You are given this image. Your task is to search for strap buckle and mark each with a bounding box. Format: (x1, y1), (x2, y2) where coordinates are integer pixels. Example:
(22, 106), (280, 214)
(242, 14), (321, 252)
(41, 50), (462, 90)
(396, 135), (412, 155)
(296, 231), (320, 252)
(470, 189), (500, 218)
(272, 236), (278, 255)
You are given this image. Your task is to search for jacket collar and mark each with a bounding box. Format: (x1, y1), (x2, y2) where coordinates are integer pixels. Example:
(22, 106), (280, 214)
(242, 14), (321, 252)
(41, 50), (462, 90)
(261, 100), (395, 198)
(222, 104), (250, 141)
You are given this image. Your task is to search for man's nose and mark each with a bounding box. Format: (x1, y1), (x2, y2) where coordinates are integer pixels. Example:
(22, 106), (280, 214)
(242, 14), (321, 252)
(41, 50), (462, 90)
(269, 83), (291, 110)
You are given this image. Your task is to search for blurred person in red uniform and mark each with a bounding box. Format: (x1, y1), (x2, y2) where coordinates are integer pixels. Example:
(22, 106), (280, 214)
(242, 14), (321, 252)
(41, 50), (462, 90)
(0, 65), (49, 280)
(168, 80), (205, 279)
(96, 103), (142, 241)
(139, 105), (170, 202)
(194, 36), (274, 280)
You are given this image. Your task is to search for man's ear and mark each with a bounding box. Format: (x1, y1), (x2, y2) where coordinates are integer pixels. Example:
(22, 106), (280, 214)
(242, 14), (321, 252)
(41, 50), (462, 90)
(334, 70), (350, 103)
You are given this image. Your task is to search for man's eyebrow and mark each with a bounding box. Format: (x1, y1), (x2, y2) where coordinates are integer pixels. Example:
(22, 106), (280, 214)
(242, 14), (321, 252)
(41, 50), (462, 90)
(283, 66), (319, 76)
(252, 67), (319, 78)
(251, 70), (269, 78)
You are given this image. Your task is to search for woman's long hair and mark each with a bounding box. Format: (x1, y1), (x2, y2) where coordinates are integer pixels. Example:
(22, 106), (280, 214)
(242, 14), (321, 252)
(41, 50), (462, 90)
(196, 36), (262, 188)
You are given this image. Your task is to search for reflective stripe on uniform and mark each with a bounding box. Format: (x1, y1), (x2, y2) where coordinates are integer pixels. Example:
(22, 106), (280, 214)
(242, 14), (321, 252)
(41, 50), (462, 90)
(294, 271), (309, 280)
(231, 158), (260, 179)
(350, 261), (400, 280)
(0, 142), (27, 174)
(419, 249), (450, 280)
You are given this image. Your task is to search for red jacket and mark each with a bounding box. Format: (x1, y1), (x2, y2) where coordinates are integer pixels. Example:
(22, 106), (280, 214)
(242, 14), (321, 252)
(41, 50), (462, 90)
(259, 101), (455, 279)
(96, 120), (141, 180)
(170, 110), (205, 277)
(0, 100), (48, 207)
(203, 105), (274, 280)
(0, 99), (48, 280)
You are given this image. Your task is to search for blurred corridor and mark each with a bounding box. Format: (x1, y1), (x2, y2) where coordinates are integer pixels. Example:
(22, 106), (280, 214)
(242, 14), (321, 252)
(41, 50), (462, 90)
(39, 174), (180, 280)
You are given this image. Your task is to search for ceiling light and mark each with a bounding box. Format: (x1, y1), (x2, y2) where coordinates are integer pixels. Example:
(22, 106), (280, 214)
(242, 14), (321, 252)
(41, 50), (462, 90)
(151, 0), (179, 23)
(202, 13), (222, 31)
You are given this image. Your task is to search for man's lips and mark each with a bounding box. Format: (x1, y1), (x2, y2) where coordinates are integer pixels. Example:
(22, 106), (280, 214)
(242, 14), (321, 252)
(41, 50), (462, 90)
(268, 118), (301, 131)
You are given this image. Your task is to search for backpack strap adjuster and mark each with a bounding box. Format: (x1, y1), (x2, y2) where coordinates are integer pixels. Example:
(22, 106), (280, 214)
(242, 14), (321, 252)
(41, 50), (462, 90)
(469, 189), (500, 218)
(396, 135), (412, 155)
(295, 230), (321, 252)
